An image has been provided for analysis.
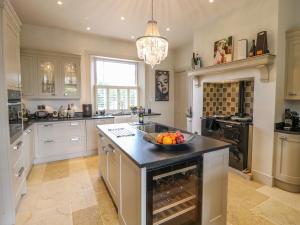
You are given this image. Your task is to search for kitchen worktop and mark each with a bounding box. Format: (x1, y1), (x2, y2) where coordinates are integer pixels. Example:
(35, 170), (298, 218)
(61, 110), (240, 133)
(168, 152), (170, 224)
(22, 113), (161, 131)
(22, 115), (114, 131)
(97, 123), (231, 169)
(275, 122), (300, 135)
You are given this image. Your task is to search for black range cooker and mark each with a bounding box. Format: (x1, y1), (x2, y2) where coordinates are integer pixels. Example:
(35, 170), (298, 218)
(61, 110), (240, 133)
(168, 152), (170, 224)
(201, 117), (252, 171)
(201, 81), (253, 172)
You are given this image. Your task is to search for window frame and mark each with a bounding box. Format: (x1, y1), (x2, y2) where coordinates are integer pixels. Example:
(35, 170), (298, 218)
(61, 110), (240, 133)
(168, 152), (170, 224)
(93, 57), (139, 112)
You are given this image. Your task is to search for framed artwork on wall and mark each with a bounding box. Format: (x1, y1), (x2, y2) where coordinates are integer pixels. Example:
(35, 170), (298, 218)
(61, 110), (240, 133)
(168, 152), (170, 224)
(155, 70), (169, 101)
(214, 36), (233, 64)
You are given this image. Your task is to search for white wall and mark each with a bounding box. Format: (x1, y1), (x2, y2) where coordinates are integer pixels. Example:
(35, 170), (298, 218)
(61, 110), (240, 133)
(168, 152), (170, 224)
(175, 0), (280, 185)
(146, 55), (175, 126)
(20, 24), (175, 125)
(174, 42), (193, 71)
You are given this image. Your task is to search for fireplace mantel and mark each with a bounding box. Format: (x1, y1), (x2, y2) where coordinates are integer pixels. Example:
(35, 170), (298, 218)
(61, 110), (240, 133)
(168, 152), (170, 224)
(187, 54), (276, 82)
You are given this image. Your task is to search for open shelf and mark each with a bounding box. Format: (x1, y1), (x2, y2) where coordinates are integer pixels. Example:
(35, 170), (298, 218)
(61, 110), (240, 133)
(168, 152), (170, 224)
(153, 200), (196, 225)
(187, 54), (275, 81)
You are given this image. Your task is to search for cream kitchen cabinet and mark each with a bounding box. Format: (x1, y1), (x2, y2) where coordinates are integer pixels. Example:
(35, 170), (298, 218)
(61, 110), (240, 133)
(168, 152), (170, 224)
(98, 132), (108, 181)
(23, 126), (34, 177)
(275, 133), (300, 192)
(97, 131), (120, 207)
(10, 135), (26, 209)
(106, 143), (120, 206)
(86, 118), (114, 152)
(202, 148), (229, 225)
(3, 0), (21, 90)
(20, 49), (81, 99)
(34, 121), (86, 163)
(21, 54), (37, 97)
(285, 29), (300, 100)
(119, 151), (144, 225)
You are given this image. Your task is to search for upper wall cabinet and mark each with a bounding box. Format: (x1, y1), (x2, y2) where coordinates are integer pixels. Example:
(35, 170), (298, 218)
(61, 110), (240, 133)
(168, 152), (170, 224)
(285, 29), (300, 100)
(3, 2), (21, 90)
(21, 49), (81, 99)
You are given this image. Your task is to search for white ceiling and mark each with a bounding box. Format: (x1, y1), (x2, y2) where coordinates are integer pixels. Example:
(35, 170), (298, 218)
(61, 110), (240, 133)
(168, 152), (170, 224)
(10, 0), (251, 48)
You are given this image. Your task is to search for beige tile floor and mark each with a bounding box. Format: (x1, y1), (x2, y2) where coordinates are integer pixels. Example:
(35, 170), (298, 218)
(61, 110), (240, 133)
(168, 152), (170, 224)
(16, 156), (300, 225)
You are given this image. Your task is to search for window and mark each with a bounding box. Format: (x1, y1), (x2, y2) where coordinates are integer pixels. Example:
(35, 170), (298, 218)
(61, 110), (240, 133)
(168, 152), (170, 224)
(94, 58), (138, 111)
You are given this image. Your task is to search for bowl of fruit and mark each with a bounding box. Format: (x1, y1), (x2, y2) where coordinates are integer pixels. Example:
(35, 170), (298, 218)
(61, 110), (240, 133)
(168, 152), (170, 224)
(143, 130), (194, 150)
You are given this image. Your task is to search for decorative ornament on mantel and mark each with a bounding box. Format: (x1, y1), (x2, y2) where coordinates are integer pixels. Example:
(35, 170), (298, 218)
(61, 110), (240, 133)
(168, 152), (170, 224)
(136, 0), (168, 68)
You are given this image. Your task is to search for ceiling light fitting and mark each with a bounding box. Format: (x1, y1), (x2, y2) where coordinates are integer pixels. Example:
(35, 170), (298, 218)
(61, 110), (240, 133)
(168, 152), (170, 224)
(136, 0), (168, 68)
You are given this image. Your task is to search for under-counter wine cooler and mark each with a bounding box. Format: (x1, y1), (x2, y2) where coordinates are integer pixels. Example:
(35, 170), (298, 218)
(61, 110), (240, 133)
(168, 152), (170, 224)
(146, 158), (203, 225)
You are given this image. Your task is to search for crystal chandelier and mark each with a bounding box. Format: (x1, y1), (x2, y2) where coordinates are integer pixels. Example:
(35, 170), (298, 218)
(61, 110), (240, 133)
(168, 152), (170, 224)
(136, 0), (168, 68)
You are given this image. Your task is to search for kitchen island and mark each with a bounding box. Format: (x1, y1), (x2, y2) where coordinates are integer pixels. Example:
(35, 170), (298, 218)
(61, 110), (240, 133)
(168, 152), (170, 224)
(97, 123), (231, 225)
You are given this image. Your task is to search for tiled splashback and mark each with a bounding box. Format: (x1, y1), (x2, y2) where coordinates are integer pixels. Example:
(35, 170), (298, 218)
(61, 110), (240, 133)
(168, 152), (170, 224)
(203, 81), (254, 117)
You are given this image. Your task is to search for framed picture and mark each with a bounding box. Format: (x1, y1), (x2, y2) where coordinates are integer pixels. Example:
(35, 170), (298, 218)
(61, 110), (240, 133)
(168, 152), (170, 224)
(155, 70), (169, 101)
(214, 36), (233, 64)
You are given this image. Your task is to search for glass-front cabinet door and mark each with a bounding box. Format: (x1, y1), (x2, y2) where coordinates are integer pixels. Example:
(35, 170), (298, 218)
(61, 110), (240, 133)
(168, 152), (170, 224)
(37, 57), (58, 97)
(61, 58), (80, 98)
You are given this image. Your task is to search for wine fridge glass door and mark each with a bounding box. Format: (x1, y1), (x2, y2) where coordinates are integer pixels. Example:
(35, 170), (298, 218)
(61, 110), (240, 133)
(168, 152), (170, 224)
(147, 159), (202, 225)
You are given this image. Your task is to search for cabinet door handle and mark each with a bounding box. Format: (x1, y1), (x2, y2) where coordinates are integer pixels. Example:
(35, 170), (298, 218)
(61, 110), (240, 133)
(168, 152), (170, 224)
(279, 136), (287, 140)
(102, 146), (109, 153)
(51, 93), (56, 96)
(13, 141), (23, 151)
(98, 133), (103, 138)
(44, 124), (53, 127)
(70, 122), (79, 126)
(44, 139), (54, 144)
(288, 92), (296, 96)
(71, 137), (80, 142)
(16, 167), (25, 178)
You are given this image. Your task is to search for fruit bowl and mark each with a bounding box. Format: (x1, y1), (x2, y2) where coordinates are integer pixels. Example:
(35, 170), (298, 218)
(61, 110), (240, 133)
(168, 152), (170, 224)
(143, 131), (194, 149)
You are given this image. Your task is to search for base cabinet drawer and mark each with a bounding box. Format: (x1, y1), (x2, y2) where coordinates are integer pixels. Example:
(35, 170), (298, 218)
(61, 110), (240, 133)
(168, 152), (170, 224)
(10, 137), (24, 166)
(36, 136), (85, 158)
(12, 155), (26, 207)
(37, 121), (85, 139)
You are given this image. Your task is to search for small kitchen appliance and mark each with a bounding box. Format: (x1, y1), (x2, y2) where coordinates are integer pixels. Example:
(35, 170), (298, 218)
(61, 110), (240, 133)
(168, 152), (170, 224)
(35, 105), (49, 118)
(284, 109), (299, 130)
(82, 104), (92, 117)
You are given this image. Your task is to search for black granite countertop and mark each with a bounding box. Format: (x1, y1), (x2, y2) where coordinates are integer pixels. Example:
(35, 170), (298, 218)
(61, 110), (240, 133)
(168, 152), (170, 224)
(97, 123), (231, 169)
(22, 113), (161, 131)
(22, 115), (115, 131)
(275, 122), (300, 135)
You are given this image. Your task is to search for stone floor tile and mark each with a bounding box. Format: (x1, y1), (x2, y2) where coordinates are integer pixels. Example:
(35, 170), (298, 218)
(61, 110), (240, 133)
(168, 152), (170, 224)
(257, 186), (300, 211)
(16, 156), (300, 225)
(43, 160), (70, 181)
(252, 199), (300, 225)
(72, 206), (103, 225)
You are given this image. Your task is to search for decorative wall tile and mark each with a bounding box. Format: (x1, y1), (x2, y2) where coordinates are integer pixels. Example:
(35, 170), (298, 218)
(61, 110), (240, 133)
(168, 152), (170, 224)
(203, 81), (254, 117)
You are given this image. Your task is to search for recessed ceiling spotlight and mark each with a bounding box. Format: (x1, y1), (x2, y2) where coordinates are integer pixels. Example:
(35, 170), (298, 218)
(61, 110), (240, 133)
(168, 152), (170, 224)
(57, 1), (63, 5)
(131, 35), (135, 39)
(86, 27), (91, 31)
(166, 27), (171, 32)
(209, 0), (214, 3)
(121, 16), (125, 21)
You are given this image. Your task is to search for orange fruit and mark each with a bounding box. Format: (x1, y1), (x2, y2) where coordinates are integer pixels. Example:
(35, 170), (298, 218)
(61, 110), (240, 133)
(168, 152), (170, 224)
(163, 136), (173, 145)
(156, 134), (164, 144)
